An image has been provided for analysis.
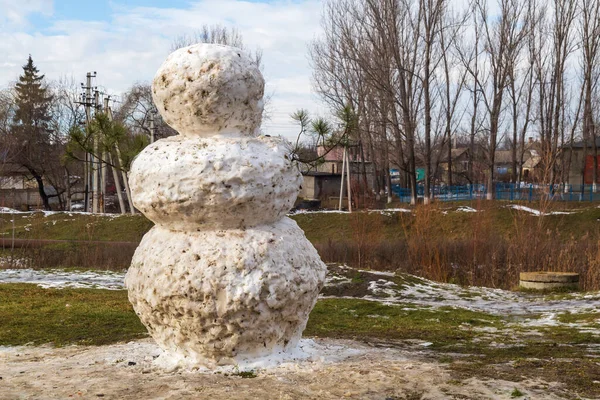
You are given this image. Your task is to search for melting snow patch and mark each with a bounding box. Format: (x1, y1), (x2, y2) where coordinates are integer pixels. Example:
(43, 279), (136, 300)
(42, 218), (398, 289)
(456, 206), (478, 213)
(153, 338), (365, 372)
(368, 279), (398, 297)
(509, 205), (575, 216)
(290, 208), (412, 215)
(373, 208), (412, 214)
(0, 269), (126, 290)
(289, 209), (348, 215)
(0, 207), (26, 213)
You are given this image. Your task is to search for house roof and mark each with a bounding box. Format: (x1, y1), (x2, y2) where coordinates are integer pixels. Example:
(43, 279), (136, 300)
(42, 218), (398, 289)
(495, 150), (513, 164)
(566, 137), (600, 149)
(523, 156), (541, 169)
(440, 147), (469, 163)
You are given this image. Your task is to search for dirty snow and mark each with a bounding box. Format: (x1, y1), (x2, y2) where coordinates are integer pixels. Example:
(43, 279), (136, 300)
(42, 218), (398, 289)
(508, 205), (575, 216)
(0, 268), (125, 290)
(361, 273), (600, 318)
(323, 265), (600, 339)
(0, 209), (126, 218)
(456, 206), (478, 212)
(290, 208), (412, 215)
(0, 207), (26, 213)
(0, 337), (570, 400)
(0, 265), (598, 398)
(2, 266), (598, 322)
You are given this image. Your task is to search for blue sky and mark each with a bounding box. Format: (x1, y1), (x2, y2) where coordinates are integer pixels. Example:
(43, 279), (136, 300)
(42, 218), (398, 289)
(0, 0), (326, 139)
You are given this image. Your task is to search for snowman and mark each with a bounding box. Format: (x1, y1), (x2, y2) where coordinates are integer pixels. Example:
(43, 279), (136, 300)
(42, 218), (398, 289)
(125, 43), (327, 368)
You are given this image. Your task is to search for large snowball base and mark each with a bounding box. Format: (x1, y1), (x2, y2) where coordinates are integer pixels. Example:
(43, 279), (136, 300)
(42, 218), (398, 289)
(125, 217), (327, 367)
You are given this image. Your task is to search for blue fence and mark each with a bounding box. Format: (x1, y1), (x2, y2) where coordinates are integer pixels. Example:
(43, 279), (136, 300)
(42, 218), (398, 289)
(392, 183), (600, 202)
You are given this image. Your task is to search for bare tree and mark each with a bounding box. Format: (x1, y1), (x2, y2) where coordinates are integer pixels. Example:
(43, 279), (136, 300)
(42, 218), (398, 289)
(116, 83), (176, 141)
(475, 0), (529, 199)
(580, 0), (600, 190)
(171, 24), (263, 68)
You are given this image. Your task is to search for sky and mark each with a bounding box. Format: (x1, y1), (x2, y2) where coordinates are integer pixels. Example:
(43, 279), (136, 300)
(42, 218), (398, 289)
(0, 0), (328, 140)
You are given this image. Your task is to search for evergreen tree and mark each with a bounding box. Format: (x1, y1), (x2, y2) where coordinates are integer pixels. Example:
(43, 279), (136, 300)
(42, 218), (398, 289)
(14, 56), (53, 129)
(11, 55), (55, 210)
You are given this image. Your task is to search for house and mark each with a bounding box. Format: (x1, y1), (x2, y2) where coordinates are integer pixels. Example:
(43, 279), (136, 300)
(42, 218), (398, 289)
(298, 171), (342, 207)
(297, 144), (377, 206)
(563, 137), (600, 186)
(493, 139), (543, 183)
(0, 163), (53, 210)
(438, 147), (472, 185)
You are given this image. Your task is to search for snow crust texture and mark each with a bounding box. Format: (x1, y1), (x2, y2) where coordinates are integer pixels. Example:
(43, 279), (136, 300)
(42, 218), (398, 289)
(129, 135), (301, 230)
(126, 43), (326, 367)
(152, 44), (264, 137)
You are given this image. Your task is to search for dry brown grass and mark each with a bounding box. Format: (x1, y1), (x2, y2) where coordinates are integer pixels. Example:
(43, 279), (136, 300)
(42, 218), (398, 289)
(316, 201), (600, 290)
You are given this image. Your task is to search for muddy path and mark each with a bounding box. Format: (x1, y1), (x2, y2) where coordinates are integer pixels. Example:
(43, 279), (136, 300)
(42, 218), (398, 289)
(0, 338), (568, 400)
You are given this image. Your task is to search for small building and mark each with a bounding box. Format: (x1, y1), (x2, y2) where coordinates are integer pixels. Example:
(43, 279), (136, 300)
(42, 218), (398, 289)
(299, 171), (342, 206)
(297, 145), (377, 206)
(0, 164), (48, 210)
(438, 147), (471, 185)
(564, 138), (600, 186)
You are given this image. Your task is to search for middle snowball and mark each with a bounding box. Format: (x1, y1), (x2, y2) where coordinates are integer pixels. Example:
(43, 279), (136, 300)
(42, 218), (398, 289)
(129, 135), (302, 230)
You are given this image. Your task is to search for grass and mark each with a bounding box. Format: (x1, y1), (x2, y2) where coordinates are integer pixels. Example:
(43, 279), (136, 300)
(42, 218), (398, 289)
(1, 282), (600, 396)
(304, 298), (500, 347)
(0, 284), (146, 346)
(1, 201), (598, 244)
(558, 311), (600, 323)
(0, 212), (151, 242)
(6, 201), (594, 291)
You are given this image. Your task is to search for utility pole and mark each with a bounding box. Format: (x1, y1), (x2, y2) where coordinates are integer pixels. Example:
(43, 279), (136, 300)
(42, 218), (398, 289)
(105, 96), (126, 214)
(77, 72), (97, 213)
(339, 146), (346, 211)
(92, 89), (101, 213)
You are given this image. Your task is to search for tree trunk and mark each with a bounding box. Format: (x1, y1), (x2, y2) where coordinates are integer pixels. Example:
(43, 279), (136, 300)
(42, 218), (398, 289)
(109, 153), (126, 214)
(27, 168), (51, 211)
(114, 144), (135, 214)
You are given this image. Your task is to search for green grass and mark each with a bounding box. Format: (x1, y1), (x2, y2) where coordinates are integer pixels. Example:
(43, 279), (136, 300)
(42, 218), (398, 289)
(0, 213), (152, 242)
(304, 298), (500, 346)
(0, 284), (147, 346)
(558, 311), (600, 324)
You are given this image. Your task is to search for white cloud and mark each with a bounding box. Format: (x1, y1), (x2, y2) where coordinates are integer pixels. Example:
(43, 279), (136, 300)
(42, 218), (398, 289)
(0, 0), (53, 28)
(0, 0), (328, 140)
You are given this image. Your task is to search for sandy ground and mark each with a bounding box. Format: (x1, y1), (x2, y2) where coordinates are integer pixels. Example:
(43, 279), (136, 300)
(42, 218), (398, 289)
(0, 338), (569, 400)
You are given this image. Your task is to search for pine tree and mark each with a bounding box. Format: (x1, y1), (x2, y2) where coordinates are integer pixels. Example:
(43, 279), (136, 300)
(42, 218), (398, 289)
(14, 56), (53, 129)
(11, 55), (55, 210)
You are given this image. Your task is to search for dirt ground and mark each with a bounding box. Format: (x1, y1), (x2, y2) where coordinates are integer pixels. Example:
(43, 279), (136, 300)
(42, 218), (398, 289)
(0, 338), (570, 400)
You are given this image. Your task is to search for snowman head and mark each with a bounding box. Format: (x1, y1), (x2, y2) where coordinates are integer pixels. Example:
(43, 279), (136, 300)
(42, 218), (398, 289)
(152, 43), (265, 137)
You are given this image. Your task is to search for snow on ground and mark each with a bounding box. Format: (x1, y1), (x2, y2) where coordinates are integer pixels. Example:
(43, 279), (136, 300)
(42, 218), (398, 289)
(290, 208), (412, 215)
(289, 209), (350, 215)
(360, 272), (600, 318)
(2, 266), (597, 322)
(0, 209), (126, 218)
(508, 204), (575, 216)
(0, 337), (569, 400)
(0, 268), (126, 290)
(0, 265), (597, 398)
(322, 265), (600, 338)
(456, 206), (478, 212)
(155, 338), (364, 372)
(0, 207), (26, 213)
(372, 208), (412, 213)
